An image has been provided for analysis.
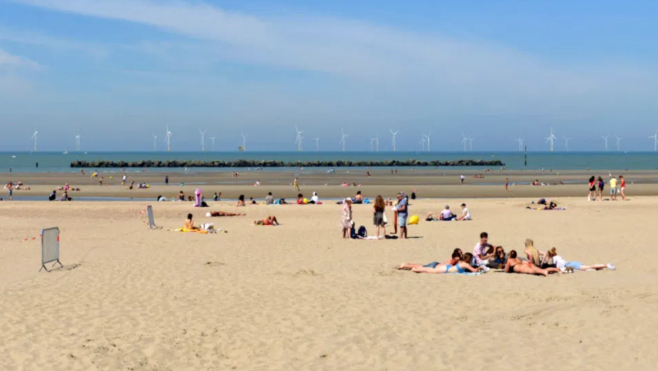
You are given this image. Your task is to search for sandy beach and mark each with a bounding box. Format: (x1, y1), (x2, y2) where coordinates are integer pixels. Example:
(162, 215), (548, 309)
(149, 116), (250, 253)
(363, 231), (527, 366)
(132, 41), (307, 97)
(1, 193), (658, 370)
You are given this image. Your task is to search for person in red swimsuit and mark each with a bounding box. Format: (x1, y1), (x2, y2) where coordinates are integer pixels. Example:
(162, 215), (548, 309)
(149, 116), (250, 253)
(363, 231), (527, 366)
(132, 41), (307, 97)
(620, 175), (626, 201)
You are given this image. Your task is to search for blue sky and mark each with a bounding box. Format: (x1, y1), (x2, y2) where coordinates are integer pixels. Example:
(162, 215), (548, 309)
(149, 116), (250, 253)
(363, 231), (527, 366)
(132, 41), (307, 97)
(1, 0), (658, 152)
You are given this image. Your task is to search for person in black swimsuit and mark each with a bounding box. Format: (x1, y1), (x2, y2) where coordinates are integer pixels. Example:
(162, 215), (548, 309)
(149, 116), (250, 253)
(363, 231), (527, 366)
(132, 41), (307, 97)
(505, 250), (561, 277)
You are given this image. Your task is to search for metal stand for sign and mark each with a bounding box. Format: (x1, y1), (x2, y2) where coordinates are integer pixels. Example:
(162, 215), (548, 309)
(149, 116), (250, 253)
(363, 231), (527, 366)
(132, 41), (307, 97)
(147, 205), (162, 230)
(40, 227), (63, 272)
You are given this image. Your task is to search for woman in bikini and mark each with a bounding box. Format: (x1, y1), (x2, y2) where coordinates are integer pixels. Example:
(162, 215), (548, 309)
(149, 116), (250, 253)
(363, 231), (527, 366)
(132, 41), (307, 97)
(209, 211), (245, 217)
(397, 249), (463, 270)
(254, 216), (279, 226)
(185, 213), (199, 230)
(505, 250), (561, 277)
(409, 253), (484, 274)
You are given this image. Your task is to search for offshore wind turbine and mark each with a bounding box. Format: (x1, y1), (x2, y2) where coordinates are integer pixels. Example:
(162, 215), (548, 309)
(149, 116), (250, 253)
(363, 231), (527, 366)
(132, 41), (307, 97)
(514, 136), (524, 151)
(295, 126), (303, 151)
(210, 137), (216, 152)
(424, 132), (432, 152)
(461, 133), (469, 152)
(419, 136), (427, 151)
(649, 130), (658, 151)
(564, 137), (572, 152)
(164, 126), (172, 152)
(199, 129), (206, 152)
(370, 137), (377, 152)
(390, 129), (398, 151)
(314, 137), (319, 152)
(468, 136), (474, 152)
(75, 134), (81, 151)
(339, 129), (348, 152)
(375, 135), (379, 151)
(602, 134), (610, 151)
(241, 133), (247, 151)
(615, 135), (623, 152)
(152, 134), (157, 151)
(545, 127), (556, 152)
(31, 128), (38, 152)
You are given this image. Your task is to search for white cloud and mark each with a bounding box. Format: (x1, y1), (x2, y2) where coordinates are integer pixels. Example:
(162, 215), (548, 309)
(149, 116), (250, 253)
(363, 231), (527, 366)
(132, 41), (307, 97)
(0, 47), (39, 67)
(6, 0), (658, 118)
(0, 28), (110, 58)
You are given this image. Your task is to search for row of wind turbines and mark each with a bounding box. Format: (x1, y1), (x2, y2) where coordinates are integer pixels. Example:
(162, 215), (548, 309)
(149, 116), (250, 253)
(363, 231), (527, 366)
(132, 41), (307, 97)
(25, 127), (658, 152)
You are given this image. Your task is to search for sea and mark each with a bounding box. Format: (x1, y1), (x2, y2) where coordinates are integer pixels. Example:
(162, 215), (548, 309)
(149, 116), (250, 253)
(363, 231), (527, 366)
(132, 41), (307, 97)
(1, 151), (657, 173)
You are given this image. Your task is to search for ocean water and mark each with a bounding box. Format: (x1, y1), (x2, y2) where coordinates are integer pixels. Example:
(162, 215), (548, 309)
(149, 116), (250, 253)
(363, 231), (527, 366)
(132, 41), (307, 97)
(1, 151), (657, 173)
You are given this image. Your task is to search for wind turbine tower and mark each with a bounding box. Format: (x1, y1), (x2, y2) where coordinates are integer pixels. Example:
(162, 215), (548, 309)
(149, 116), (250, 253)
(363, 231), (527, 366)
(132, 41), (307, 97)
(241, 133), (247, 151)
(424, 132), (432, 152)
(339, 129), (348, 151)
(461, 133), (469, 152)
(390, 129), (398, 151)
(649, 130), (658, 152)
(31, 128), (38, 152)
(295, 126), (303, 151)
(545, 128), (556, 152)
(468, 136), (474, 152)
(514, 136), (524, 151)
(564, 137), (571, 152)
(419, 135), (427, 151)
(164, 126), (172, 152)
(602, 134), (610, 151)
(210, 137), (216, 152)
(615, 135), (623, 152)
(200, 129), (206, 152)
(75, 134), (81, 151)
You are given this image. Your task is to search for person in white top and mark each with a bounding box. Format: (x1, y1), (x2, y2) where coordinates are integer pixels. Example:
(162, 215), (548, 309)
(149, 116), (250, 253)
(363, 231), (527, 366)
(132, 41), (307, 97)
(440, 205), (455, 220)
(542, 248), (615, 272)
(310, 192), (319, 204)
(457, 203), (471, 221)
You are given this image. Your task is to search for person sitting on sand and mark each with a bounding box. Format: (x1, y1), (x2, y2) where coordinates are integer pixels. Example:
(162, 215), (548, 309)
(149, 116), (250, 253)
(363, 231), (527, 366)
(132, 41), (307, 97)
(397, 248), (464, 270)
(248, 197), (257, 205)
(208, 211), (244, 217)
(353, 191), (364, 204)
(296, 193), (305, 204)
(255, 215), (279, 226)
(265, 192), (274, 205)
(505, 250), (561, 276)
(385, 198), (394, 207)
(49, 190), (57, 201)
(410, 253), (485, 274)
(473, 232), (500, 267)
(456, 203), (471, 221)
(178, 191), (185, 201)
(542, 247), (615, 272)
(185, 213), (199, 230)
(524, 239), (544, 266)
(237, 194), (246, 206)
(544, 201), (558, 210)
(487, 246), (507, 269)
(439, 205), (456, 221)
(310, 192), (319, 204)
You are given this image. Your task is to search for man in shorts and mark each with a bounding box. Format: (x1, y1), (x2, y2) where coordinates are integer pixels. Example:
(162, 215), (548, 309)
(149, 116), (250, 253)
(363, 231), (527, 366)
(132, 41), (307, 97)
(609, 176), (618, 201)
(394, 192), (408, 239)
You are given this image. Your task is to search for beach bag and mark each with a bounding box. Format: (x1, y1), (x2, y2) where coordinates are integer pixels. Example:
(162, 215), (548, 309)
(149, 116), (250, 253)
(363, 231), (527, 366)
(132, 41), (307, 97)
(350, 226), (358, 239)
(357, 226), (368, 238)
(382, 213), (388, 224)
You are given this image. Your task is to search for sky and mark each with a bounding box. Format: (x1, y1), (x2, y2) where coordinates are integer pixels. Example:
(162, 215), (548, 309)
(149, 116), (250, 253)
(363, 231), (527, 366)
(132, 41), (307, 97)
(1, 0), (658, 152)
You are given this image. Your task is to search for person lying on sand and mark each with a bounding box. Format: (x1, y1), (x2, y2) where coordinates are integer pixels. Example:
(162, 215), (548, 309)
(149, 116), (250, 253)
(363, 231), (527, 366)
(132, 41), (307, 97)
(185, 213), (199, 230)
(542, 247), (615, 272)
(208, 211), (245, 217)
(254, 216), (279, 226)
(397, 248), (463, 270)
(505, 250), (561, 276)
(410, 253), (485, 274)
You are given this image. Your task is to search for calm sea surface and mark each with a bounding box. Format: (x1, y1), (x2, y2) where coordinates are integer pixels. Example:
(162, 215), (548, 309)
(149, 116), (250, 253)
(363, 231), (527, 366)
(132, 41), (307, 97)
(1, 151), (657, 173)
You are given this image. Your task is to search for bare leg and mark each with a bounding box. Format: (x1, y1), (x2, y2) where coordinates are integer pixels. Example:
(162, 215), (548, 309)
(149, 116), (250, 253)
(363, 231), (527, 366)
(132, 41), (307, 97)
(397, 263), (423, 270)
(411, 266), (445, 274)
(579, 264), (607, 271)
(270, 216), (279, 225)
(342, 228), (348, 239)
(376, 225), (381, 238)
(621, 189), (626, 200)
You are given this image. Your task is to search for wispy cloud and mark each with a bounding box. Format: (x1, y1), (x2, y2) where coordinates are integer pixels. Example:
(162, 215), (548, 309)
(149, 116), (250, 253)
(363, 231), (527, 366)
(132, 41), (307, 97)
(5, 0), (658, 122)
(0, 28), (110, 57)
(0, 47), (39, 67)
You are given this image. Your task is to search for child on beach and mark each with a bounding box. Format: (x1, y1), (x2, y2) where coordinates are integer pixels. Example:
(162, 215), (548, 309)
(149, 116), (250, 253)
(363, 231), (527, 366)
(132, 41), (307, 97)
(373, 195), (386, 239)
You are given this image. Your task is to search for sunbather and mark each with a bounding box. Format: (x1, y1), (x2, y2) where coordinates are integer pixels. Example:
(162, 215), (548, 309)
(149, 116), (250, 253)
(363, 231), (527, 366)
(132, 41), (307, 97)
(542, 247), (615, 272)
(208, 211), (245, 217)
(410, 253), (484, 274)
(254, 215), (279, 226)
(524, 239), (544, 266)
(397, 248), (463, 270)
(505, 250), (561, 276)
(185, 213), (199, 230)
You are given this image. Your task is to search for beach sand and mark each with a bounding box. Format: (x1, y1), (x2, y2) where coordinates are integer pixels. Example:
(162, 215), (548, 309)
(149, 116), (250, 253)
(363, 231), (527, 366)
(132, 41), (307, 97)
(1, 196), (657, 370)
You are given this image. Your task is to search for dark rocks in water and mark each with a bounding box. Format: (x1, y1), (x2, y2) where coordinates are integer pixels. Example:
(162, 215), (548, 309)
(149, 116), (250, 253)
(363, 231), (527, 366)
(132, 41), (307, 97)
(70, 159), (504, 168)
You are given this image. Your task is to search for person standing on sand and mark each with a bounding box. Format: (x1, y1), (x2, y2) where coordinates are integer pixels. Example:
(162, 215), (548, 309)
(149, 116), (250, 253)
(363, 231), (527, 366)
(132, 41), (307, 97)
(394, 192), (408, 239)
(597, 176), (605, 201)
(610, 175), (618, 201)
(373, 195), (386, 239)
(341, 199), (353, 239)
(460, 175), (465, 184)
(122, 174), (127, 185)
(588, 176), (596, 201)
(619, 175), (626, 200)
(505, 178), (509, 191)
(294, 177), (300, 191)
(165, 175), (169, 185)
(99, 177), (104, 186)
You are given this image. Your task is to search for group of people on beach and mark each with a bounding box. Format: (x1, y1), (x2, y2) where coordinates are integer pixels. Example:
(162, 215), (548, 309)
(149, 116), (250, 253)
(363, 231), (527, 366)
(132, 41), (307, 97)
(342, 192), (410, 240)
(398, 232), (615, 276)
(588, 175), (626, 201)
